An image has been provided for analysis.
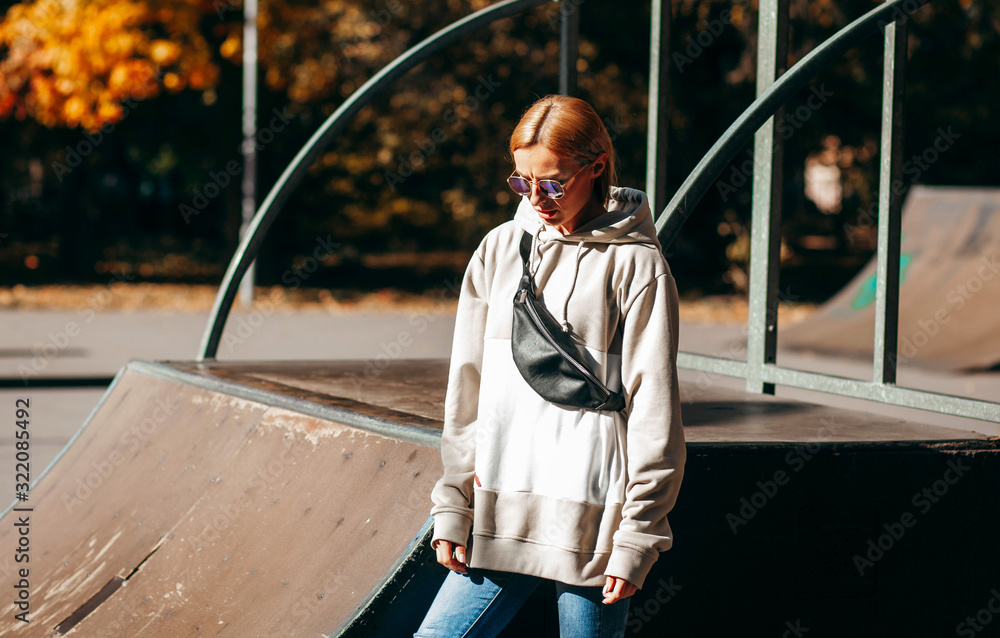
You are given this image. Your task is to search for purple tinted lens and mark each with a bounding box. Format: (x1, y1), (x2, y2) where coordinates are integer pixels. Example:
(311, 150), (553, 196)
(508, 176), (531, 196)
(538, 180), (564, 199)
(507, 176), (565, 199)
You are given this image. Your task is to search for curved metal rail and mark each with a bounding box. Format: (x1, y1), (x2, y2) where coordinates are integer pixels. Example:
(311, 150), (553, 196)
(654, 0), (932, 248)
(652, 0), (997, 422)
(197, 0), (551, 360)
(196, 0), (995, 422)
(203, 0), (934, 360)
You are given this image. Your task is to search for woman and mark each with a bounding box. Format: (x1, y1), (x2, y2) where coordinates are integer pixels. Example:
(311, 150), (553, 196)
(415, 95), (685, 638)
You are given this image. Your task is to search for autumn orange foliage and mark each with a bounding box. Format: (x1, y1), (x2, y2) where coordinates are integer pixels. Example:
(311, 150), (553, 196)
(0, 0), (220, 132)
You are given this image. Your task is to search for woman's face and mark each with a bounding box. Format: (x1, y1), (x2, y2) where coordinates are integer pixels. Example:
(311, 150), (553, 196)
(512, 145), (606, 235)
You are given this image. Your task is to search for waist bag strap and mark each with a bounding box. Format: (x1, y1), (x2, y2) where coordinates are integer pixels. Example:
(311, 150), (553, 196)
(510, 230), (625, 413)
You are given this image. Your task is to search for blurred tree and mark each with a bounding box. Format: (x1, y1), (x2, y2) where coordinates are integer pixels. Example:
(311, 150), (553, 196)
(0, 0), (219, 132)
(1, 0), (998, 298)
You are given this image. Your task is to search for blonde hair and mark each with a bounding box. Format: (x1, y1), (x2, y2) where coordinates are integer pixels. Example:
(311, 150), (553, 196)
(509, 95), (617, 205)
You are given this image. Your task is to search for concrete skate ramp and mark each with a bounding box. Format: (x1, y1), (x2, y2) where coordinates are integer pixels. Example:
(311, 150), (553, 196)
(0, 358), (989, 637)
(0, 360), (444, 637)
(782, 186), (1000, 369)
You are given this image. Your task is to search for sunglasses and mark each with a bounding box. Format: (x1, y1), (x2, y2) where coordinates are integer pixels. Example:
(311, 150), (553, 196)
(507, 162), (591, 200)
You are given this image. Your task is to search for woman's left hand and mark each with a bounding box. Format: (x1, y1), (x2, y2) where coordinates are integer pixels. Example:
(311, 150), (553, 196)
(602, 576), (638, 604)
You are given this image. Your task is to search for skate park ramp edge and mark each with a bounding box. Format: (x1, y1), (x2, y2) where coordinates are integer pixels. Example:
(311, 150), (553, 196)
(782, 185), (1000, 370)
(0, 359), (445, 637)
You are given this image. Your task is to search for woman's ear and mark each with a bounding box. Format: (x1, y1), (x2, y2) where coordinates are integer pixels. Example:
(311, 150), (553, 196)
(591, 152), (608, 178)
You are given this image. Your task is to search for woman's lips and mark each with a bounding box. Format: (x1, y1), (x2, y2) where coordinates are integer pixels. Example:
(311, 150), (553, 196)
(535, 208), (557, 218)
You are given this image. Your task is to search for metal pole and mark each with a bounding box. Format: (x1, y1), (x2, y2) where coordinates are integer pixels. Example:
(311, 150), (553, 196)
(559, 0), (579, 95)
(873, 15), (907, 385)
(238, 0), (258, 308)
(654, 0), (933, 250)
(645, 0), (670, 216)
(198, 0), (551, 359)
(746, 0), (789, 395)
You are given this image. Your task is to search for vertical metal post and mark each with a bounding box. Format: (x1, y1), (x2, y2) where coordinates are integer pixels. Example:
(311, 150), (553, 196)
(746, 0), (789, 394)
(238, 0), (259, 308)
(559, 0), (579, 95)
(645, 0), (670, 217)
(873, 15), (907, 384)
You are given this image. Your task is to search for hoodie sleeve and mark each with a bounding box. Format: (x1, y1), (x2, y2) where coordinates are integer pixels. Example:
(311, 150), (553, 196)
(429, 249), (489, 549)
(604, 270), (686, 588)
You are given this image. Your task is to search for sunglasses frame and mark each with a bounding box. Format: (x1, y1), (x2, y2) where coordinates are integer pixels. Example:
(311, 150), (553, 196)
(507, 161), (592, 200)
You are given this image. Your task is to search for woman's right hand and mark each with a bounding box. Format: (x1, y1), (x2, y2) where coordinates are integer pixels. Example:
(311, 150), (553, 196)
(432, 540), (468, 574)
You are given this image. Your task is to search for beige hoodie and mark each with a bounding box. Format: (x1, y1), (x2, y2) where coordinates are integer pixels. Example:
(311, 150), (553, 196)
(429, 186), (686, 589)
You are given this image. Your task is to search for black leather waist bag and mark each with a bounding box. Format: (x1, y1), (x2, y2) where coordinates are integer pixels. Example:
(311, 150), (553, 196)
(511, 230), (626, 413)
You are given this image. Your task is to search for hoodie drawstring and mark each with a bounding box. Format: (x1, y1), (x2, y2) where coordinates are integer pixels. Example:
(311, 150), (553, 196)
(561, 239), (585, 332)
(528, 225), (543, 278)
(529, 228), (585, 333)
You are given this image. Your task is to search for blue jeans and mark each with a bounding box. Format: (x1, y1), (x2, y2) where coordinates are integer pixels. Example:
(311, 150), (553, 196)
(414, 568), (631, 638)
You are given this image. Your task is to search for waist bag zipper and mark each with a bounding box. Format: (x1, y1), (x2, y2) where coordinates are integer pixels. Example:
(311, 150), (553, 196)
(518, 286), (612, 403)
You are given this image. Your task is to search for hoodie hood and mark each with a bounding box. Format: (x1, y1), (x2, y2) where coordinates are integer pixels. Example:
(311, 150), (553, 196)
(514, 186), (663, 251)
(512, 186), (664, 332)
